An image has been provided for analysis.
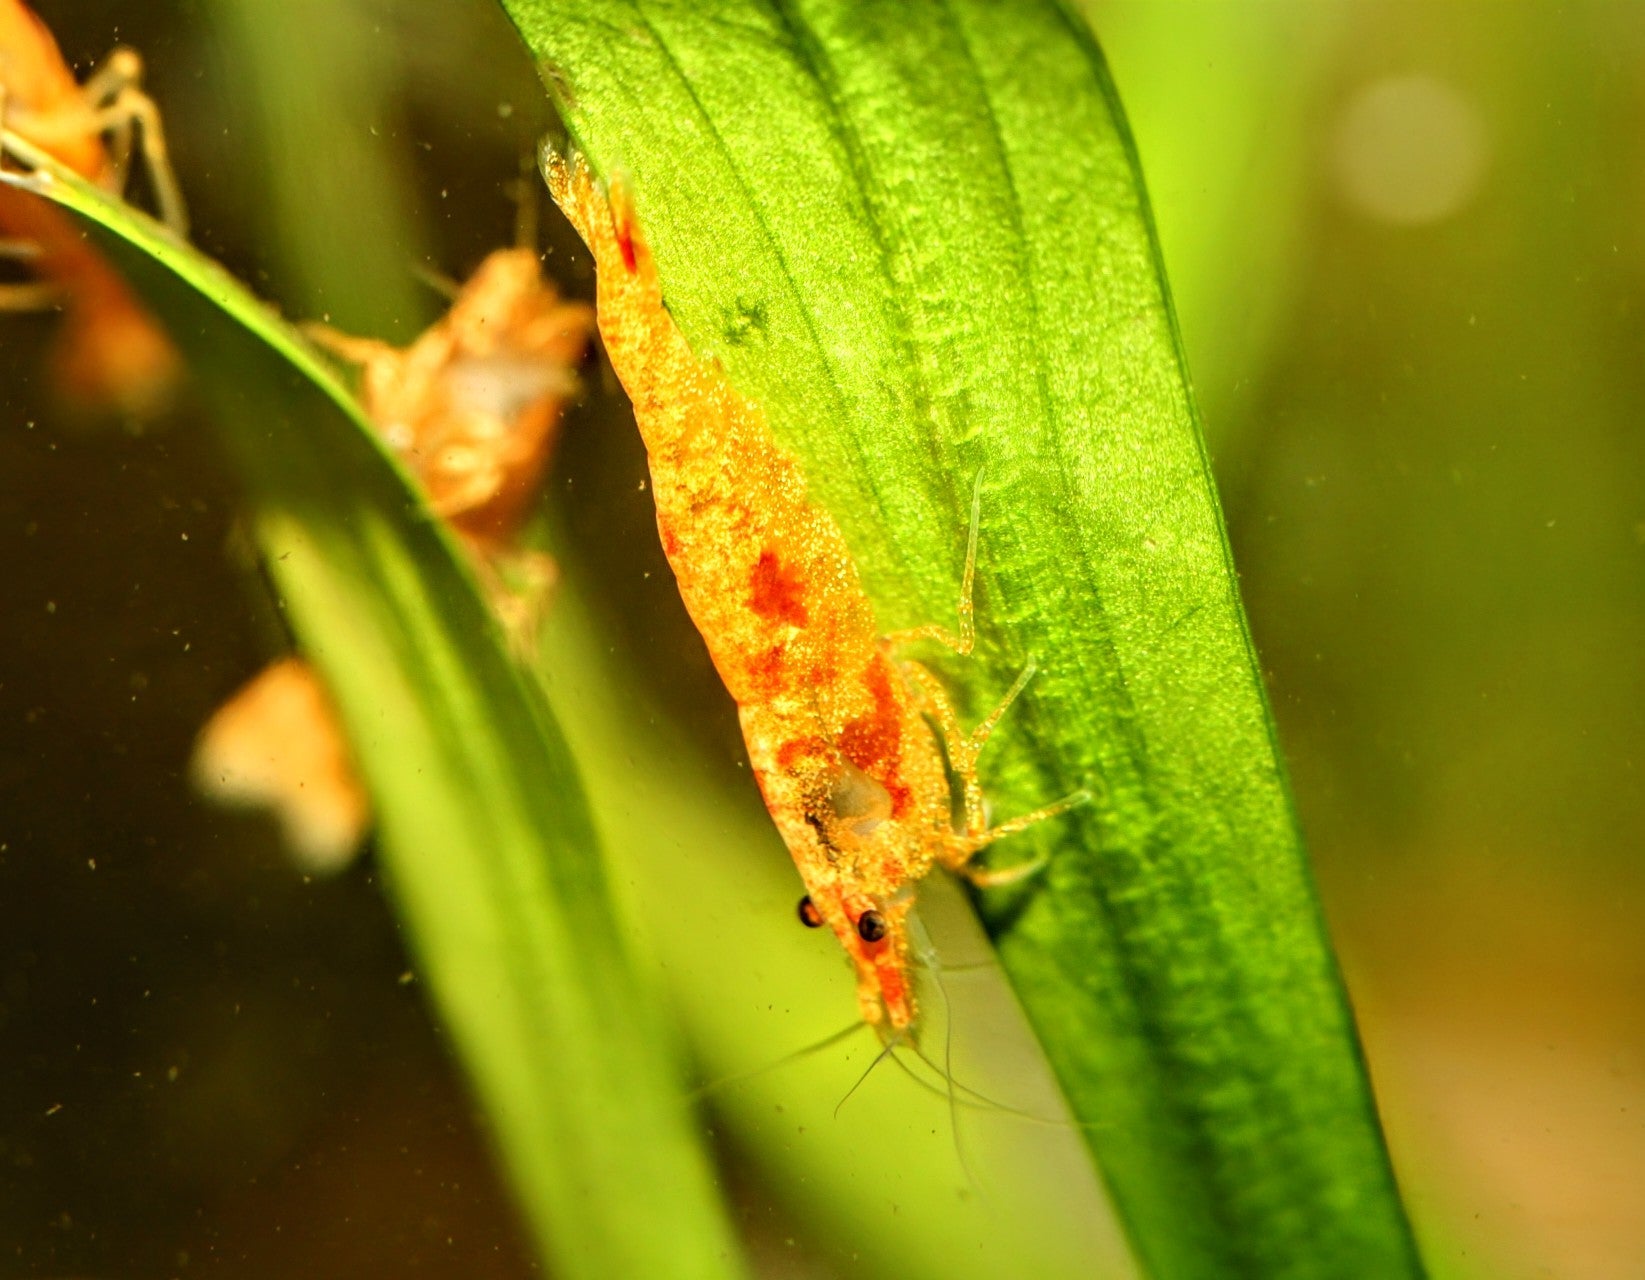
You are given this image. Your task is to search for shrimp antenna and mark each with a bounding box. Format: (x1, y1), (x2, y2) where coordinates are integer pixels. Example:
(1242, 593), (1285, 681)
(834, 1030), (904, 1119)
(687, 1019), (866, 1102)
(514, 152), (541, 252)
(411, 261), (462, 302)
(905, 911), (1103, 1131)
(878, 1042), (1032, 1115)
(900, 1036), (1048, 1118)
(930, 934), (973, 1190)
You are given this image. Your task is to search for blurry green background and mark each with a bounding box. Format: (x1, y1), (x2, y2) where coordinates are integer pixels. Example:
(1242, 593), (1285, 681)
(2, 1), (1642, 1277)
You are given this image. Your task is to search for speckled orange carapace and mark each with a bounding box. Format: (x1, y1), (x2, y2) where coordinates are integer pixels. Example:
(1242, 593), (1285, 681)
(548, 152), (1083, 1030)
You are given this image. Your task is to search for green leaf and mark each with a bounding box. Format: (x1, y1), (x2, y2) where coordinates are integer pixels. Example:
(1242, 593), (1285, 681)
(0, 135), (746, 1280)
(497, 3), (1424, 1276)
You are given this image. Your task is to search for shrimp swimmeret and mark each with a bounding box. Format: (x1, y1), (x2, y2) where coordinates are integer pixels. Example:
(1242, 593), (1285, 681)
(546, 151), (1086, 1031)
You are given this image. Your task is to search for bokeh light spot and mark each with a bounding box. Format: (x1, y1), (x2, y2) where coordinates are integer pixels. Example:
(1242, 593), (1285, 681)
(1333, 74), (1490, 226)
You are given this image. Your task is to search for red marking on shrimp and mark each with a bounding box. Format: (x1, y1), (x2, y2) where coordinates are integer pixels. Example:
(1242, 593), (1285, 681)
(839, 662), (911, 817)
(748, 549), (810, 626)
(776, 737), (827, 770)
(874, 957), (908, 1016)
(546, 151), (1087, 1031)
(747, 645), (787, 698)
(839, 662), (900, 771)
(610, 195), (639, 274)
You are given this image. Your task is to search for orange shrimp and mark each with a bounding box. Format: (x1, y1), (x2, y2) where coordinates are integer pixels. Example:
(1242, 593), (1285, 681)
(0, 0), (184, 415)
(196, 249), (592, 870)
(308, 249), (592, 555)
(191, 656), (371, 874)
(308, 246), (593, 639)
(546, 152), (1085, 1031)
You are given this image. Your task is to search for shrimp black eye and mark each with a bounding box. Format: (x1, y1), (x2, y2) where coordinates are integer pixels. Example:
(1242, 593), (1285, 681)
(797, 896), (824, 928)
(856, 910), (888, 943)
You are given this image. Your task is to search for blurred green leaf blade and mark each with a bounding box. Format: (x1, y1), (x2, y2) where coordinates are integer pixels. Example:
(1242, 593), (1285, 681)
(497, 2), (1424, 1276)
(0, 137), (746, 1280)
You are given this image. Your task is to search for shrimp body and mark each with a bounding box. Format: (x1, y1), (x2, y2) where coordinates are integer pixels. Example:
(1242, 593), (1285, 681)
(1, 0), (183, 414)
(0, 0), (106, 178)
(199, 247), (592, 871)
(311, 248), (593, 550)
(311, 246), (593, 647)
(192, 657), (370, 876)
(547, 154), (1082, 1030)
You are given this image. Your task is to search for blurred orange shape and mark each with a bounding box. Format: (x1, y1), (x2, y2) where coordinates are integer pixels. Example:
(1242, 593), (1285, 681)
(311, 247), (593, 552)
(1, 0), (185, 417)
(191, 658), (371, 876)
(196, 246), (591, 869)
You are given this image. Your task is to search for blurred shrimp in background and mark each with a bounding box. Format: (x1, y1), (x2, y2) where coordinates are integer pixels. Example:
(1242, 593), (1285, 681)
(0, 0), (184, 417)
(193, 242), (591, 874)
(3, 1), (1644, 1277)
